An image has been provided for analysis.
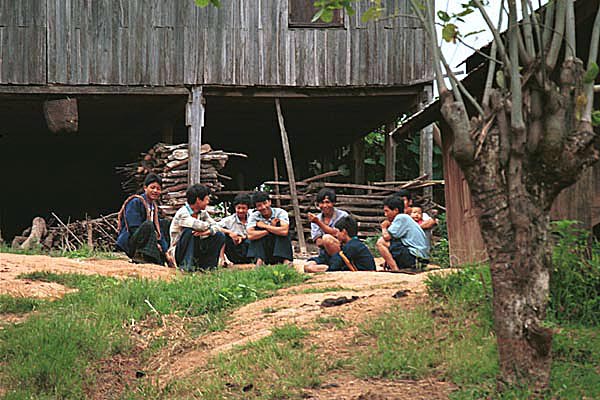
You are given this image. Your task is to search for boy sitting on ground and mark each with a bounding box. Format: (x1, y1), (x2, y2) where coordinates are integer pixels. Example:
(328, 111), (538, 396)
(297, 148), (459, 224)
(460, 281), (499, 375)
(247, 191), (293, 266)
(218, 193), (252, 265)
(304, 216), (375, 273)
(168, 184), (225, 272)
(116, 173), (172, 266)
(376, 195), (429, 273)
(307, 188), (349, 265)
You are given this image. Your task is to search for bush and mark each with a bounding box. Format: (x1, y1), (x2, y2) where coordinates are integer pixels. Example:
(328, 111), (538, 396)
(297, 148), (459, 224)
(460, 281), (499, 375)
(429, 213), (450, 268)
(550, 220), (600, 325)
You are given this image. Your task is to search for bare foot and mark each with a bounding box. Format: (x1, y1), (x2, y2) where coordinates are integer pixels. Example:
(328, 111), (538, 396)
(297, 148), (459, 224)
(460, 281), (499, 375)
(165, 252), (177, 269)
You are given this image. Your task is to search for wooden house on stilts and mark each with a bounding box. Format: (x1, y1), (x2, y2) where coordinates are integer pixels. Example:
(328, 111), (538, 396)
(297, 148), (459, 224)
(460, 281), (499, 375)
(0, 0), (433, 239)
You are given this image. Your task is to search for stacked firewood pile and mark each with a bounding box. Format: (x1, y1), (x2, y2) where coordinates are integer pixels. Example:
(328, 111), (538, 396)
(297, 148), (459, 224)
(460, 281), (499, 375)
(11, 213), (119, 252)
(116, 142), (246, 216)
(217, 172), (443, 239)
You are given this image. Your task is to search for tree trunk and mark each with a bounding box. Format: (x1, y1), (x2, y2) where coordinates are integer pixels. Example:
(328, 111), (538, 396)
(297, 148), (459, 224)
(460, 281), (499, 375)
(471, 184), (553, 391)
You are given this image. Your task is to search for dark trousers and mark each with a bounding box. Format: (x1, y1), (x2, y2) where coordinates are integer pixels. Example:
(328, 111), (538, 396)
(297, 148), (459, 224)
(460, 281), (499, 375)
(224, 236), (252, 264)
(175, 229), (226, 272)
(389, 240), (417, 269)
(247, 233), (293, 264)
(128, 220), (164, 265)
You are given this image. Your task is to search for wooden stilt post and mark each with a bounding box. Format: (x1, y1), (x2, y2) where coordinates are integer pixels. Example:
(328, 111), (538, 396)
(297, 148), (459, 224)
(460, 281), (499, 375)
(275, 99), (307, 256)
(352, 138), (366, 184)
(385, 121), (397, 182)
(419, 85), (434, 199)
(161, 120), (174, 144)
(273, 157), (282, 208)
(186, 86), (204, 185)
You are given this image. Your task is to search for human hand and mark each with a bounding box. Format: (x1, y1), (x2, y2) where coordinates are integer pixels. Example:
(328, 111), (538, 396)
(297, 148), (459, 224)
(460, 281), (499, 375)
(271, 218), (280, 227)
(193, 229), (211, 237)
(230, 233), (243, 245)
(256, 221), (268, 230)
(381, 220), (391, 230)
(307, 213), (319, 223)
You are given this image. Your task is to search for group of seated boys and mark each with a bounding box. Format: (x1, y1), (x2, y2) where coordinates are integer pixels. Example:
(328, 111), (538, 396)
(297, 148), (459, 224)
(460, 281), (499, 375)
(115, 173), (435, 273)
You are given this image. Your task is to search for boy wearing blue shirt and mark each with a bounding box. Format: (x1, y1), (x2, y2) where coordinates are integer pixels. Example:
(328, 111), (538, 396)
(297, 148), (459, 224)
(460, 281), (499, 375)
(304, 216), (375, 273)
(376, 195), (429, 273)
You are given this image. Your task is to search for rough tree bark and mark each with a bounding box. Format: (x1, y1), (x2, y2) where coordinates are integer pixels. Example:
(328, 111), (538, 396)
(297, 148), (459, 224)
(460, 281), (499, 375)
(441, 55), (599, 391)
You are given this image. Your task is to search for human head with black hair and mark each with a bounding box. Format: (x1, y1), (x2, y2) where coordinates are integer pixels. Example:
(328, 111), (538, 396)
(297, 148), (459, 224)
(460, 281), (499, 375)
(315, 188), (337, 217)
(252, 191), (272, 218)
(143, 173), (162, 201)
(186, 184), (211, 213)
(232, 193), (252, 220)
(394, 189), (413, 212)
(383, 195), (405, 222)
(334, 215), (358, 243)
(410, 206), (423, 223)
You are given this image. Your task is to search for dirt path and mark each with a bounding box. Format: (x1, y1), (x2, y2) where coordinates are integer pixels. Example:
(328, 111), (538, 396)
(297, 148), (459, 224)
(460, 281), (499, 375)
(148, 271), (455, 399)
(0, 253), (454, 399)
(0, 253), (177, 298)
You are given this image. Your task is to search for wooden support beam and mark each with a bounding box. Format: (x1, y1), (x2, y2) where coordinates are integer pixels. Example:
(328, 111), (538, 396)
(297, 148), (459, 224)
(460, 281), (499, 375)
(384, 120), (397, 181)
(202, 85), (424, 98)
(419, 85), (434, 200)
(0, 85), (190, 96)
(273, 157), (282, 208)
(275, 98), (307, 256)
(161, 120), (174, 144)
(186, 87), (204, 185)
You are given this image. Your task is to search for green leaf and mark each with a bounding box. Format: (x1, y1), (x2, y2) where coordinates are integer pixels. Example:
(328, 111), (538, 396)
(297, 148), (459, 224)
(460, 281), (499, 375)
(311, 8), (325, 22)
(456, 8), (474, 17)
(321, 9), (334, 23)
(592, 110), (600, 127)
(361, 6), (382, 23)
(496, 70), (505, 89)
(583, 62), (599, 84)
(442, 23), (458, 43)
(194, 0), (211, 6)
(463, 29), (485, 38)
(437, 11), (451, 22)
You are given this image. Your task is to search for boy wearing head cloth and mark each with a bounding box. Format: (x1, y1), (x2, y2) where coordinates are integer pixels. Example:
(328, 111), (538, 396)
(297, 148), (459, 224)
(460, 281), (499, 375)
(116, 173), (171, 265)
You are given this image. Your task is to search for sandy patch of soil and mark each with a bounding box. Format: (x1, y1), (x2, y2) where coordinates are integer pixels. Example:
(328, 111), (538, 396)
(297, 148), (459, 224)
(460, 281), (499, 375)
(0, 253), (178, 298)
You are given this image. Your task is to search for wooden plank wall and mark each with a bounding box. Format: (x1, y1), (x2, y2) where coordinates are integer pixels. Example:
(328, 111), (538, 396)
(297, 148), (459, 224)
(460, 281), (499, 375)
(442, 138), (488, 267)
(2, 0), (432, 87)
(444, 151), (600, 267)
(0, 0), (46, 84)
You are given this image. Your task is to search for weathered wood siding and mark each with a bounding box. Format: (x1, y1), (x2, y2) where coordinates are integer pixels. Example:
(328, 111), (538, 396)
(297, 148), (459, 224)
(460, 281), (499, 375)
(0, 0), (46, 84)
(2, 0), (432, 87)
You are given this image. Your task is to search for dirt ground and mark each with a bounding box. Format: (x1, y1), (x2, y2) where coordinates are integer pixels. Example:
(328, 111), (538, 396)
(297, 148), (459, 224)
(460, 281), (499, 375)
(0, 253), (177, 298)
(0, 253), (455, 399)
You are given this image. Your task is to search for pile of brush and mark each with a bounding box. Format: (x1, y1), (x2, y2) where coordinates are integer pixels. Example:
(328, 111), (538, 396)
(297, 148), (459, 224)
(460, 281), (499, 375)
(116, 142), (246, 216)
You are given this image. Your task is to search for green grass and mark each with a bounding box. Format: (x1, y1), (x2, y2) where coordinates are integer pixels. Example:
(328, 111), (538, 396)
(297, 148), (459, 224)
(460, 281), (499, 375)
(0, 265), (306, 399)
(315, 316), (347, 328)
(0, 243), (123, 260)
(160, 324), (330, 400)
(355, 264), (600, 399)
(0, 295), (44, 314)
